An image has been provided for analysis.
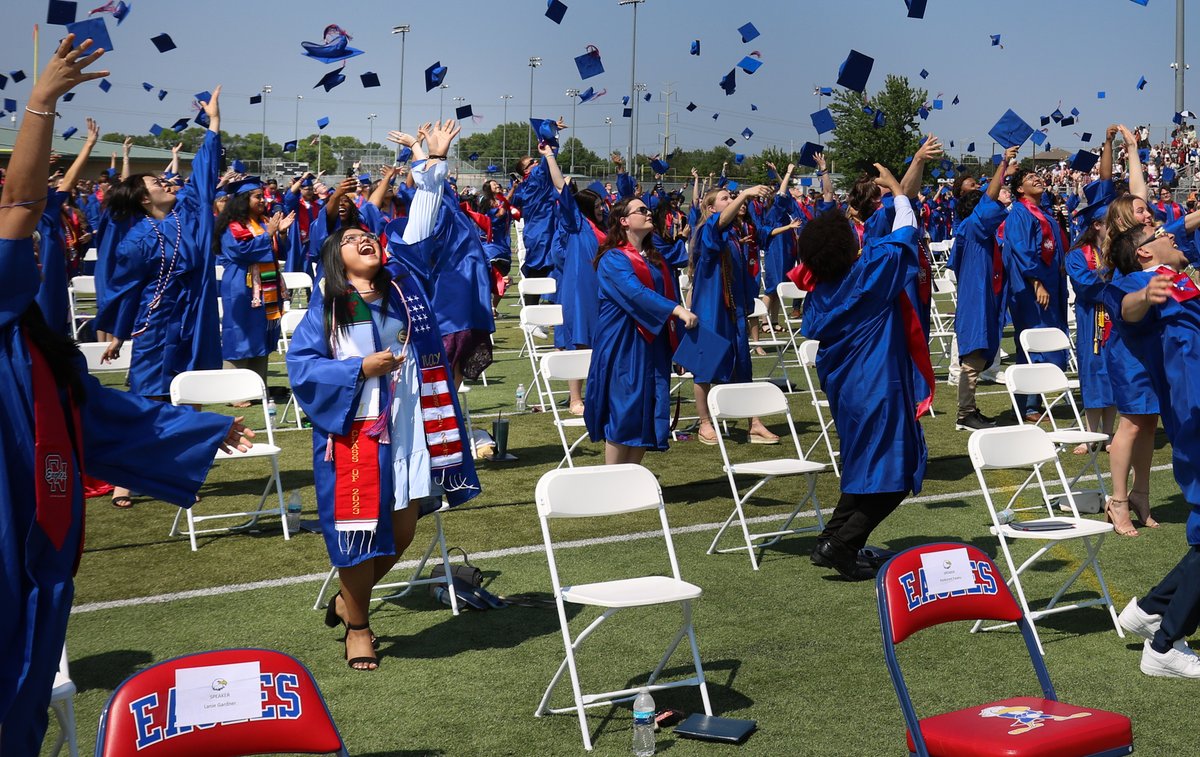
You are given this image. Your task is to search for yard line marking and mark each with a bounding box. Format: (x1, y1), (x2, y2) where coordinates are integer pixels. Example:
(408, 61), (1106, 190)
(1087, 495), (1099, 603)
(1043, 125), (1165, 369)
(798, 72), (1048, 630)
(71, 463), (1175, 615)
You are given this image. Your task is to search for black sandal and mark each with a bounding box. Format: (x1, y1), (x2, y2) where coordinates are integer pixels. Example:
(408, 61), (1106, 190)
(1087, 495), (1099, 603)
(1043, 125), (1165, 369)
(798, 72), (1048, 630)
(111, 496), (133, 509)
(324, 592), (379, 648)
(344, 623), (378, 671)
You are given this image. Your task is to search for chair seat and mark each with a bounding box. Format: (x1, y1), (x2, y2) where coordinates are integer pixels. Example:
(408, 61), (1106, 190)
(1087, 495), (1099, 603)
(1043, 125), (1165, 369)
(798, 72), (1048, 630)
(216, 443), (282, 461)
(907, 696), (1132, 757)
(562, 576), (701, 608)
(555, 418), (587, 428)
(1046, 430), (1108, 446)
(1067, 379), (1081, 390)
(727, 459), (826, 477)
(992, 518), (1113, 541)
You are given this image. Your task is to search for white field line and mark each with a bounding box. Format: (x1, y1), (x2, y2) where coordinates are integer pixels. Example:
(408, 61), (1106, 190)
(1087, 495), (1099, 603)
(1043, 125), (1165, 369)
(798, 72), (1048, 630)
(71, 463), (1175, 615)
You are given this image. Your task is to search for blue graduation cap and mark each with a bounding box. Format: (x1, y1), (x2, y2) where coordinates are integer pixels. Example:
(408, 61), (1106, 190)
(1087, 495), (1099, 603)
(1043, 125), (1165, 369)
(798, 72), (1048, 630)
(360, 71), (381, 88)
(873, 110), (886, 128)
(455, 103), (473, 120)
(991, 154), (1004, 166)
(157, 89), (167, 101)
(396, 146), (413, 163)
(952, 94), (960, 105)
(10, 70), (26, 84)
(301, 28), (364, 63)
(1081, 132), (1093, 143)
(1039, 116), (1051, 127)
(468, 152), (480, 162)
(712, 112), (719, 120)
(797, 141), (823, 168)
(990, 34), (1002, 46)
(149, 123), (164, 136)
(1130, 0), (1148, 5)
(673, 320), (733, 378)
(545, 0), (567, 24)
(819, 87), (833, 95)
(966, 142), (975, 153)
(231, 160), (248, 175)
(66, 17), (113, 51)
(741, 127), (753, 139)
(98, 78), (111, 92)
(314, 67), (346, 92)
(905, 0), (928, 18)
(650, 157), (669, 174)
(931, 168), (941, 178)
(61, 126), (78, 139)
(587, 180), (606, 197)
(918, 106), (930, 120)
(1137, 76), (1147, 90)
(170, 117), (190, 133)
(530, 117), (560, 148)
(424, 61), (448, 92)
(1059, 116), (1075, 127)
(575, 45), (604, 80)
(194, 90), (213, 104)
(988, 109), (1034, 148)
(738, 22), (760, 43)
(1031, 130), (1047, 146)
(751, 103), (758, 111)
(0, 74), (7, 90)
(577, 86), (599, 103)
(1071, 107), (1080, 117)
(1070, 150), (1098, 173)
(105, 1), (130, 23)
(690, 39), (700, 56)
(738, 56), (762, 74)
(316, 116), (330, 129)
(810, 108), (835, 134)
(2, 97), (16, 113)
(1051, 109), (1064, 123)
(734, 153), (745, 164)
(1097, 91), (1106, 99)
(724, 137), (737, 147)
(623, 108), (633, 118)
(622, 95), (630, 106)
(719, 68), (737, 95)
(686, 102), (697, 112)
(1138, 147), (1150, 163)
(249, 94), (262, 104)
(644, 92), (652, 102)
(142, 82), (154, 92)
(837, 49), (874, 93)
(1163, 166), (1177, 184)
(47, 1), (77, 25)
(150, 33), (176, 53)
(486, 164), (499, 173)
(63, 92), (75, 102)
(284, 140), (298, 152)
(1076, 182), (1115, 226)
(933, 99), (943, 110)
(919, 68), (929, 79)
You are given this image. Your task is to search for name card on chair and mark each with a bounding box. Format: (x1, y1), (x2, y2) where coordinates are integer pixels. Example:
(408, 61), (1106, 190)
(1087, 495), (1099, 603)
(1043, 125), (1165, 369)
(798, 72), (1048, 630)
(920, 547), (977, 594)
(174, 661), (263, 727)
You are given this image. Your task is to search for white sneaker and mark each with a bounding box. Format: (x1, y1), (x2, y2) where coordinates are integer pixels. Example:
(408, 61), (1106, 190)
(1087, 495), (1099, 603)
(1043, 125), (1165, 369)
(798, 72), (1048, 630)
(1140, 639), (1200, 678)
(1118, 598), (1161, 640)
(531, 326), (548, 340)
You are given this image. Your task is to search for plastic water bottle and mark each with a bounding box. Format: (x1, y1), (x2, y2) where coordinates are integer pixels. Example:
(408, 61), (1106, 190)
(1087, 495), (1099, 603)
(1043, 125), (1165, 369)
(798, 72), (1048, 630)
(286, 491), (302, 534)
(266, 399), (278, 426)
(515, 383), (526, 413)
(996, 507), (1016, 526)
(632, 688), (655, 756)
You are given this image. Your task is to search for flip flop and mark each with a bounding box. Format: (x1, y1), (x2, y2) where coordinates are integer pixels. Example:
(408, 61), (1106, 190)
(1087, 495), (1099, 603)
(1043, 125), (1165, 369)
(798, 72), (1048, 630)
(457, 579), (508, 610)
(111, 496), (133, 509)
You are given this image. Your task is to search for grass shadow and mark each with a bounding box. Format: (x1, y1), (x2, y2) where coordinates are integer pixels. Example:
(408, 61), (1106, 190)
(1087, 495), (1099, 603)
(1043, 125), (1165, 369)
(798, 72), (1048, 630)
(71, 648), (155, 694)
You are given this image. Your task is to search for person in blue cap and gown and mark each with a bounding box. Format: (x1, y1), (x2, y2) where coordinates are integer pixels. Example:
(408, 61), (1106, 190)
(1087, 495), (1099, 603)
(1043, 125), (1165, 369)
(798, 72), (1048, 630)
(282, 172), (324, 274)
(305, 176), (386, 276)
(510, 143), (559, 303)
(479, 178), (516, 313)
(0, 40), (253, 755)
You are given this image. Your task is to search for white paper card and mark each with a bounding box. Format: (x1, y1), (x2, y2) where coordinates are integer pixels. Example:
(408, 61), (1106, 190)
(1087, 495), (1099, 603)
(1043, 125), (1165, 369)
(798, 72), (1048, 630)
(920, 547), (977, 594)
(174, 661), (263, 727)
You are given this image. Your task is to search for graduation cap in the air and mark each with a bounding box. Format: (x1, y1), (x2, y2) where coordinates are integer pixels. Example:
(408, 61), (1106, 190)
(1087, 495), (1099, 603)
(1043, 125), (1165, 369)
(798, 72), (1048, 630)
(690, 39), (700, 56)
(797, 141), (823, 168)
(396, 146), (413, 162)
(905, 0), (928, 18)
(719, 68), (737, 95)
(1039, 116), (1051, 127)
(952, 94), (960, 105)
(0, 74), (7, 90)
(644, 92), (651, 102)
(150, 33), (176, 53)
(2, 98), (17, 114)
(194, 90), (213, 104)
(575, 45), (604, 80)
(193, 109), (209, 128)
(10, 70), (26, 83)
(424, 61), (448, 92)
(317, 116), (330, 129)
(1071, 107), (1080, 117)
(578, 86), (603, 103)
(751, 103), (758, 110)
(1134, 75), (1148, 91)
(142, 81), (154, 92)
(530, 117), (560, 148)
(966, 142), (975, 153)
(918, 106), (930, 120)
(811, 108), (835, 134)
(873, 110), (886, 128)
(1059, 116), (1075, 127)
(712, 112), (719, 120)
(486, 164), (499, 173)
(170, 117), (190, 133)
(724, 137), (737, 147)
(47, 0), (76, 25)
(361, 71), (380, 88)
(466, 152), (479, 162)
(455, 103), (473, 120)
(990, 34), (1002, 46)
(650, 157), (669, 174)
(734, 153), (745, 164)
(315, 66), (346, 92)
(989, 109), (1034, 148)
(98, 78), (111, 92)
(1080, 132), (1093, 143)
(301, 27), (364, 64)
(1163, 166), (1177, 184)
(686, 102), (697, 112)
(157, 89), (167, 101)
(738, 21), (760, 43)
(820, 87), (833, 95)
(1097, 91), (1106, 99)
(741, 127), (753, 139)
(623, 108), (633, 118)
(919, 68), (929, 79)
(1070, 150), (1099, 173)
(738, 56), (762, 74)
(66, 17), (113, 51)
(546, 0), (567, 24)
(1051, 109), (1064, 123)
(931, 168), (942, 178)
(149, 123), (164, 136)
(90, 1), (130, 24)
(63, 92), (75, 102)
(1031, 130), (1047, 146)
(231, 159), (248, 174)
(837, 49), (873, 92)
(61, 125), (78, 139)
(249, 94), (262, 104)
(284, 140), (298, 152)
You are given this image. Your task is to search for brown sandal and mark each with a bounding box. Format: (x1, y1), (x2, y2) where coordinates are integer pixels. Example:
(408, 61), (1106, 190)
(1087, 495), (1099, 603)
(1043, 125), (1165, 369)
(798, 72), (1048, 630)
(1104, 498), (1139, 537)
(1129, 491), (1160, 528)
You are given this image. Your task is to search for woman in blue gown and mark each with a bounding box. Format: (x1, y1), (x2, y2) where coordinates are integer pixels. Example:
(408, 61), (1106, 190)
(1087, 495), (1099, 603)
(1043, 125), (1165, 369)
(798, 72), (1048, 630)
(479, 178), (515, 313)
(510, 148), (559, 299)
(585, 197), (698, 464)
(0, 40), (251, 755)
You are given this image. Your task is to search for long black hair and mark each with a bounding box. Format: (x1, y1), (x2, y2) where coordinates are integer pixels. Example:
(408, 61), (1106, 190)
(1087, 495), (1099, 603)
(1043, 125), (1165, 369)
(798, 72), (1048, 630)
(594, 197), (662, 269)
(104, 173), (157, 222)
(318, 227), (393, 342)
(213, 191), (257, 253)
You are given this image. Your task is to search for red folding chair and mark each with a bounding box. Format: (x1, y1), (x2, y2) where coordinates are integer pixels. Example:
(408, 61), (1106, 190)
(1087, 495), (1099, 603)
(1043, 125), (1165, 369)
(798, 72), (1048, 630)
(94, 649), (348, 757)
(876, 543), (1133, 757)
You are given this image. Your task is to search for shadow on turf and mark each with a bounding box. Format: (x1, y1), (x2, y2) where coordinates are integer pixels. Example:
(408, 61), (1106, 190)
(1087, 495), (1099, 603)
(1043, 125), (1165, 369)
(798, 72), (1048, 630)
(71, 648), (154, 693)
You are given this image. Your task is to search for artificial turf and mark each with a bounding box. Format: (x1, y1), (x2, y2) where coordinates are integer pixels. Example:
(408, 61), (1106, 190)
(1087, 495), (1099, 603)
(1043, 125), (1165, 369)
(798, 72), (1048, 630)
(54, 284), (1194, 756)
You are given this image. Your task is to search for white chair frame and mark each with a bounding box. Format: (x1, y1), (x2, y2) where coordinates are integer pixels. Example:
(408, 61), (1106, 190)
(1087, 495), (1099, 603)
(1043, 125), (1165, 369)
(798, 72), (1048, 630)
(168, 369), (288, 551)
(282, 271), (314, 311)
(277, 309), (309, 431)
(797, 340), (840, 476)
(520, 304), (564, 411)
(48, 644), (78, 757)
(534, 465), (712, 751)
(706, 383), (827, 570)
(540, 350), (593, 468)
(77, 341), (131, 374)
(775, 281), (807, 370)
(67, 275), (97, 340)
(747, 298), (792, 386)
(967, 426), (1123, 654)
(1020, 326), (1080, 378)
(515, 275), (557, 318)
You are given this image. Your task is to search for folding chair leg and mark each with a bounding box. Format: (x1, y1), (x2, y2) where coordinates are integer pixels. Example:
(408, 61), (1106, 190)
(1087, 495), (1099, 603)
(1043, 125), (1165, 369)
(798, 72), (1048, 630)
(313, 566), (339, 610)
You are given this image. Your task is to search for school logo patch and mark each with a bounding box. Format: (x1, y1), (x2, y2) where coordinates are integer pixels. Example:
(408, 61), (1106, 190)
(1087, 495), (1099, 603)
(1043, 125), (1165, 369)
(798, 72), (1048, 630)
(979, 705), (1092, 736)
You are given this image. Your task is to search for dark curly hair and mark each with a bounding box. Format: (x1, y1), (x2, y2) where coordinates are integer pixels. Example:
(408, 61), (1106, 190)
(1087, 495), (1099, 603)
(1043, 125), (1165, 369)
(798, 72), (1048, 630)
(957, 189), (984, 221)
(797, 210), (859, 282)
(847, 173), (881, 221)
(1007, 167), (1032, 198)
(1107, 225), (1152, 276)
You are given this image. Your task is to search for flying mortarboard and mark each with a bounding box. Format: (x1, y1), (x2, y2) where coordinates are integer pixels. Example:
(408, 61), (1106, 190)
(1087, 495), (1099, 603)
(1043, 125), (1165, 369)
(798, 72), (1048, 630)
(142, 82), (153, 92)
(231, 160), (247, 174)
(644, 92), (651, 102)
(712, 112), (719, 120)
(623, 108), (632, 118)
(1051, 109), (1063, 122)
(249, 94), (262, 104)
(0, 74), (6, 90)
(98, 78), (111, 92)
(988, 109), (1034, 148)
(149, 123), (163, 136)
(650, 157), (669, 174)
(820, 87), (833, 95)
(990, 34), (1002, 46)
(1070, 150), (1099, 173)
(284, 140), (297, 152)
(10, 70), (26, 83)
(734, 153), (745, 164)
(468, 152), (479, 162)
(1081, 132), (1093, 142)
(575, 45), (604, 80)
(741, 127), (753, 139)
(61, 126), (77, 139)
(836, 49), (873, 93)
(424, 62), (448, 92)
(966, 142), (975, 152)
(690, 39), (700, 56)
(719, 68), (737, 95)
(150, 33), (176, 53)
(314, 66), (346, 92)
(170, 117), (189, 132)
(797, 141), (823, 168)
(3, 98), (17, 113)
(1031, 130), (1047, 146)
(873, 110), (886, 128)
(738, 56), (762, 74)
(918, 106), (930, 120)
(1163, 167), (1177, 184)
(300, 29), (364, 63)
(66, 17), (113, 51)
(810, 108), (835, 134)
(63, 92), (75, 101)
(157, 89), (167, 100)
(724, 137), (736, 147)
(919, 68), (929, 79)
(360, 71), (380, 88)
(952, 94), (960, 105)
(1130, 0), (1148, 5)
(578, 86), (602, 102)
(316, 116), (330, 129)
(933, 99), (943, 109)
(686, 102), (697, 112)
(545, 0), (567, 24)
(1137, 76), (1147, 90)
(396, 146), (412, 162)
(1059, 116), (1075, 127)
(455, 103), (473, 119)
(530, 117), (560, 148)
(1039, 116), (1051, 127)
(931, 168), (941, 178)
(738, 22), (760, 43)
(1097, 91), (1106, 99)
(905, 0), (928, 18)
(47, 0), (77, 25)
(194, 90), (212, 104)
(751, 103), (758, 110)
(1071, 107), (1080, 116)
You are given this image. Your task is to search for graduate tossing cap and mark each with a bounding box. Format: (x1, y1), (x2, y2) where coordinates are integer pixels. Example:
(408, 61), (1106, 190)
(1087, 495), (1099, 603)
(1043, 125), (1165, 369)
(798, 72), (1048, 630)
(530, 118), (560, 148)
(66, 17), (113, 51)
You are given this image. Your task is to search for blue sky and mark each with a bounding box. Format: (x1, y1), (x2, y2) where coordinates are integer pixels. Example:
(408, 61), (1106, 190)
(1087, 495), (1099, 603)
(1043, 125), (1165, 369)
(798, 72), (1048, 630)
(1, 0), (1193, 160)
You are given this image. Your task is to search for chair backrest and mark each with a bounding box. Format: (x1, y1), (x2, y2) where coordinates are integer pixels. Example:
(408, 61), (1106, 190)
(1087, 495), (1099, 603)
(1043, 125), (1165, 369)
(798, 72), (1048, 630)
(281, 271), (313, 292)
(536, 464), (663, 519)
(83, 248), (99, 263)
(520, 304), (564, 329)
(749, 298), (769, 319)
(798, 339), (819, 367)
(214, 265), (225, 282)
(78, 342), (131, 372)
(169, 369), (275, 444)
(1019, 327), (1072, 355)
(932, 277), (956, 295)
(708, 382), (788, 420)
(1004, 363), (1069, 397)
(70, 275), (97, 297)
(540, 349), (592, 382)
(94, 649), (347, 757)
(518, 277), (557, 297)
(968, 426), (1058, 470)
(776, 281), (806, 301)
(927, 240), (954, 254)
(280, 308), (307, 338)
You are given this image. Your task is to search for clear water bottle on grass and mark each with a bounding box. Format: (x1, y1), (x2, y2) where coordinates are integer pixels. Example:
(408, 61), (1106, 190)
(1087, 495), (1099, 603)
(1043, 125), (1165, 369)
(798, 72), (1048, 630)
(515, 383), (526, 413)
(286, 491), (302, 534)
(266, 398), (277, 426)
(632, 688), (655, 756)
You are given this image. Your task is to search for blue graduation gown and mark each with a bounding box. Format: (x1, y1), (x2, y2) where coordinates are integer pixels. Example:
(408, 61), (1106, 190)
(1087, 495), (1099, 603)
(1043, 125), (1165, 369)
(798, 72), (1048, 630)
(585, 250), (678, 449)
(801, 225), (927, 496)
(760, 198), (798, 294)
(1105, 270), (1200, 544)
(1003, 200), (1069, 369)
(510, 157), (558, 274)
(217, 226), (282, 361)
(1, 239), (232, 757)
(282, 193), (324, 274)
(552, 185), (600, 348)
(34, 189), (71, 336)
(484, 203), (514, 265)
(951, 195), (1008, 362)
(689, 215), (754, 383)
(1064, 247), (1115, 409)
(95, 131), (222, 396)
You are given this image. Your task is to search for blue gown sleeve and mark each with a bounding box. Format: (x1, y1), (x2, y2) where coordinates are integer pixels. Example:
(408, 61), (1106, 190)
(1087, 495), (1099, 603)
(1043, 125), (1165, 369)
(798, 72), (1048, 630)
(284, 292), (365, 437)
(220, 228), (276, 266)
(859, 226), (919, 301)
(556, 184), (583, 233)
(282, 191), (300, 214)
(616, 172), (635, 200)
(1163, 216), (1200, 267)
(360, 202), (385, 234)
(0, 237), (40, 327)
(1064, 250), (1107, 306)
(598, 252), (677, 333)
(654, 235), (689, 269)
(98, 231), (154, 340)
(173, 131), (221, 216)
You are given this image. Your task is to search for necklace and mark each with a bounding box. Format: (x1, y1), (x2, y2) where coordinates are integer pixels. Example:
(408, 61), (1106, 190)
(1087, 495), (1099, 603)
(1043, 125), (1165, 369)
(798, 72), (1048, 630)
(133, 210), (183, 336)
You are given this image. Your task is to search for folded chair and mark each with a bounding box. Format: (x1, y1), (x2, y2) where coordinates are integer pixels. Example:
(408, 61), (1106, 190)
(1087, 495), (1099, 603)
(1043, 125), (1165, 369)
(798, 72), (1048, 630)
(168, 369), (288, 551)
(94, 648), (348, 756)
(967, 426), (1123, 654)
(877, 542), (1133, 757)
(534, 465), (712, 751)
(706, 383), (827, 570)
(797, 340), (840, 476)
(540, 350), (593, 468)
(49, 644), (78, 757)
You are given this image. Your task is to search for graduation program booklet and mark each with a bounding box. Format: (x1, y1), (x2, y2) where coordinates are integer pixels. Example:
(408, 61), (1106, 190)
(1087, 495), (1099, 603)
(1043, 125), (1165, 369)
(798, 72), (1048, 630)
(674, 713), (757, 744)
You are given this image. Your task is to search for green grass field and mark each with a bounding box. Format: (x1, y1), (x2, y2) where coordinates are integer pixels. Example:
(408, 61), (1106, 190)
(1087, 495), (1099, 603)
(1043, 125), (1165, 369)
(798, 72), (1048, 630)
(55, 289), (1196, 756)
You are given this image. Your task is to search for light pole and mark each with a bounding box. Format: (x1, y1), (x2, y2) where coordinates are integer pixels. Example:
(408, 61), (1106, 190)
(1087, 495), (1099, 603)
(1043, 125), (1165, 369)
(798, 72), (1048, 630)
(438, 84), (450, 122)
(565, 89), (580, 174)
(604, 116), (613, 171)
(367, 113), (377, 154)
(391, 24), (410, 132)
(633, 82), (647, 174)
(260, 85), (271, 173)
(619, 0), (645, 174)
(527, 56), (542, 154)
(501, 94), (513, 169)
(293, 94), (302, 150)
(1174, 0), (1186, 116)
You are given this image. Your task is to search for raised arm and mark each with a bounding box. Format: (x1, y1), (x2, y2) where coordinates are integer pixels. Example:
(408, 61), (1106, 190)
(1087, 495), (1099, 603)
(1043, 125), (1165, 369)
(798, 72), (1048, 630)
(120, 137), (132, 180)
(815, 153), (834, 203)
(900, 135), (943, 199)
(1119, 124), (1148, 202)
(717, 185), (771, 229)
(165, 141), (182, 177)
(988, 145), (1019, 202)
(777, 162), (795, 196)
(368, 165), (396, 209)
(401, 119), (457, 245)
(542, 142), (566, 191)
(691, 167), (701, 204)
(1099, 125), (1117, 182)
(58, 117), (100, 191)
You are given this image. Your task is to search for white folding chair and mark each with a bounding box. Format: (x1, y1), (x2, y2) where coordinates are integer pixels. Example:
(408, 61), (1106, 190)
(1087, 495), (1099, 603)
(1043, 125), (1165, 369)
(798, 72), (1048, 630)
(747, 299), (792, 386)
(517, 275), (557, 312)
(168, 369), (288, 551)
(276, 309), (310, 431)
(678, 271), (692, 306)
(706, 383), (827, 570)
(282, 270), (314, 310)
(1004, 364), (1109, 510)
(312, 502), (461, 616)
(967, 426), (1123, 654)
(797, 340), (840, 476)
(540, 350), (593, 468)
(534, 465), (712, 751)
(48, 644), (78, 757)
(1020, 326), (1080, 379)
(775, 281), (807, 367)
(520, 304), (564, 410)
(67, 275), (97, 340)
(82, 247), (98, 263)
(214, 264), (225, 282)
(77, 341), (131, 374)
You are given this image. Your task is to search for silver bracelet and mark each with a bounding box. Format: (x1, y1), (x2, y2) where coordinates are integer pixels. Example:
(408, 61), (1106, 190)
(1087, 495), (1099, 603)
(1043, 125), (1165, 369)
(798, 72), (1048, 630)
(24, 106), (58, 118)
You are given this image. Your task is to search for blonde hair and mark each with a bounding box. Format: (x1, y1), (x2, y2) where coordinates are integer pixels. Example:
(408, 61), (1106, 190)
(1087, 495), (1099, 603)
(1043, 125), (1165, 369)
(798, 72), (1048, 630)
(1102, 195), (1150, 268)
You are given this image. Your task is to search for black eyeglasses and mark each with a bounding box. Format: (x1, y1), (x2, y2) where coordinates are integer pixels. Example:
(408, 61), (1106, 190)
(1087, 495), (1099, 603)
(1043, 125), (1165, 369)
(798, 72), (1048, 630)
(627, 207), (652, 217)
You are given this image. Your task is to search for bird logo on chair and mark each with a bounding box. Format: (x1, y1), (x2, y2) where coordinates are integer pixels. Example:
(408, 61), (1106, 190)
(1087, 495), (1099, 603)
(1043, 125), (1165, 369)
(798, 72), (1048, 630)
(979, 704), (1091, 735)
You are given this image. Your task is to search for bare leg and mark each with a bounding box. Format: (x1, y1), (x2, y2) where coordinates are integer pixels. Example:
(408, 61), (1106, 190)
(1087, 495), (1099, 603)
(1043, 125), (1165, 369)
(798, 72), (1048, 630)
(605, 441), (647, 466)
(1108, 415), (1139, 502)
(370, 501), (423, 583)
(1129, 415), (1160, 527)
(694, 382), (717, 443)
(337, 561), (379, 670)
(568, 378), (585, 415)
